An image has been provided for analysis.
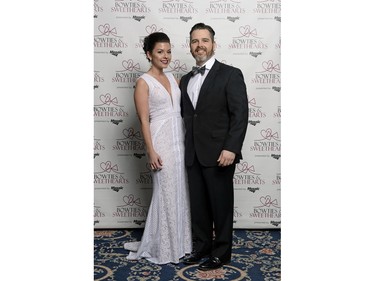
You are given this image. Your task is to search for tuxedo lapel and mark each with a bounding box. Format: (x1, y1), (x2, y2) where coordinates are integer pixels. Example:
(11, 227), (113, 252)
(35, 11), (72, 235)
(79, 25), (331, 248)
(195, 60), (220, 110)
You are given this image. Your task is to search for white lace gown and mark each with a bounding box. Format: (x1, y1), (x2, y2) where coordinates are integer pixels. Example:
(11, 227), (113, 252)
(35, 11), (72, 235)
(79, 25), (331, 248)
(124, 72), (192, 264)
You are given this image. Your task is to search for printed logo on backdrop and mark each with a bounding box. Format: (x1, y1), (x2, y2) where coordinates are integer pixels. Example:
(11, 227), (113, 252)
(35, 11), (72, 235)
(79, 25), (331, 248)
(233, 162), (266, 189)
(94, 23), (128, 50)
(136, 163), (153, 185)
(94, 205), (104, 226)
(233, 207), (243, 224)
(94, 161), (129, 185)
(111, 0), (151, 16)
(94, 93), (129, 119)
(253, 0), (281, 15)
(205, 0), (245, 14)
(248, 98), (266, 126)
(94, 138), (105, 158)
(113, 194), (149, 224)
(168, 59), (189, 80)
(159, 0), (198, 16)
(273, 105), (281, 122)
(145, 24), (163, 34)
(181, 37), (190, 53)
(250, 128), (280, 154)
(113, 127), (145, 156)
(271, 154), (280, 160)
(94, 0), (104, 18)
(251, 60), (280, 86)
(94, 71), (104, 90)
(272, 173), (281, 187)
(94, 205), (106, 218)
(248, 187), (260, 193)
(250, 195), (281, 219)
(113, 59), (143, 88)
(227, 16), (240, 23)
(275, 37), (281, 49)
(111, 186), (124, 192)
(229, 25), (268, 55)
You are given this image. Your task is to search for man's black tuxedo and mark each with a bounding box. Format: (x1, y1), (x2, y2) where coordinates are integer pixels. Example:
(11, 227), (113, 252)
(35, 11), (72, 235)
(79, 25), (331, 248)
(180, 60), (248, 167)
(180, 60), (248, 262)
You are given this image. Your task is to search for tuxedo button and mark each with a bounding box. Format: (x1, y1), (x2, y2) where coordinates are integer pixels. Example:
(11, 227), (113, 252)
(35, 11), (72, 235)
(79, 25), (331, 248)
(194, 114), (198, 117)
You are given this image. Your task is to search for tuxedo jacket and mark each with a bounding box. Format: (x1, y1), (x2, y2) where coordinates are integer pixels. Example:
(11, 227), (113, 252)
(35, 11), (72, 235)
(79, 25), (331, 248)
(180, 60), (248, 167)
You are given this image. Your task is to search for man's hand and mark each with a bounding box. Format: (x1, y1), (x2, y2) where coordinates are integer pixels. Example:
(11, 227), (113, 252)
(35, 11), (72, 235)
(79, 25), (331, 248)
(217, 150), (235, 167)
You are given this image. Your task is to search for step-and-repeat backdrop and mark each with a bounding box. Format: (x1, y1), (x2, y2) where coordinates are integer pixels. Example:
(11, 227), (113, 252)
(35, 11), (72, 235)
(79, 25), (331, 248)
(94, 0), (281, 229)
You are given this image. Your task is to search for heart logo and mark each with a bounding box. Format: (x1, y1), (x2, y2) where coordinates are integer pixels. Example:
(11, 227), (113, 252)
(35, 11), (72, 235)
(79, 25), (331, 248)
(123, 194), (142, 206)
(235, 162), (255, 174)
(260, 128), (279, 140)
(98, 24), (117, 36)
(239, 25), (258, 38)
(99, 94), (118, 106)
(122, 60), (140, 71)
(259, 195), (279, 208)
(169, 60), (187, 72)
(261, 60), (280, 72)
(99, 161), (119, 173)
(249, 98), (257, 107)
(100, 161), (112, 172)
(122, 128), (141, 140)
(145, 24), (158, 34)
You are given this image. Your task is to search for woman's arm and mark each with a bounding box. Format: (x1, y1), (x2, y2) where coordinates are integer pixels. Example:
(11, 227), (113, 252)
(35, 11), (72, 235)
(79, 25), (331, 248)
(134, 78), (163, 171)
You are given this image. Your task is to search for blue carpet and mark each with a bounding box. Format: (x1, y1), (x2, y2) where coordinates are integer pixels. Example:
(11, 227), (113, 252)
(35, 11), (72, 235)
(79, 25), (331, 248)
(94, 229), (281, 280)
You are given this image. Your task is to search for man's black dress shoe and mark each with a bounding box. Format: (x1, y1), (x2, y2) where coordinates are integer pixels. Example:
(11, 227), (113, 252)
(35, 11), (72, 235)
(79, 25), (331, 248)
(183, 252), (206, 265)
(198, 257), (229, 271)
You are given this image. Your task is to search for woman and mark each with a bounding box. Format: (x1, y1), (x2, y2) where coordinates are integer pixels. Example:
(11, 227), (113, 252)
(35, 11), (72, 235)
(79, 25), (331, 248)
(123, 32), (192, 264)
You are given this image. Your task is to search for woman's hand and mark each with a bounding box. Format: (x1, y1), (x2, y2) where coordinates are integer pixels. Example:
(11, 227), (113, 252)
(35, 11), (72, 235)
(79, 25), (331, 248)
(148, 150), (163, 171)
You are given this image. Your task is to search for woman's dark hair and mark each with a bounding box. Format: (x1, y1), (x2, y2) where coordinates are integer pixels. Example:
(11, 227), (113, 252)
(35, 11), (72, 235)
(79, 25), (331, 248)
(189, 23), (215, 42)
(143, 32), (170, 62)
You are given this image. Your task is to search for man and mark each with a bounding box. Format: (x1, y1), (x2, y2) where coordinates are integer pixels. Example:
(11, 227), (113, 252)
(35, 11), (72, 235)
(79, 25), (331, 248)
(180, 23), (248, 271)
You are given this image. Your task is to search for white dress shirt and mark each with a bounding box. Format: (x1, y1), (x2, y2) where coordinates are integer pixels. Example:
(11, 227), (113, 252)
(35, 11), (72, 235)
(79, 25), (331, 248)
(187, 56), (216, 109)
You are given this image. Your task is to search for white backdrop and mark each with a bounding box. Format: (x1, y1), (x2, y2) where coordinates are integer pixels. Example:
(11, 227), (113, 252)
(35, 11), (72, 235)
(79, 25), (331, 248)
(94, 0), (281, 229)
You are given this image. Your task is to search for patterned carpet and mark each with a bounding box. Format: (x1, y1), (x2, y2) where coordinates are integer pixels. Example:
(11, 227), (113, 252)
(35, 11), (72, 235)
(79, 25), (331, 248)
(94, 228), (280, 280)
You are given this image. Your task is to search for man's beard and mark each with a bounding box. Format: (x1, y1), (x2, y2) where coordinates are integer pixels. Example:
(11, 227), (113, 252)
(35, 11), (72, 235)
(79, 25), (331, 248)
(192, 47), (214, 63)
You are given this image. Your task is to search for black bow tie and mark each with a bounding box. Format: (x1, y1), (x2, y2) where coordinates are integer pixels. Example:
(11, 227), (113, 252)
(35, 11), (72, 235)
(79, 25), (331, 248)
(192, 65), (206, 76)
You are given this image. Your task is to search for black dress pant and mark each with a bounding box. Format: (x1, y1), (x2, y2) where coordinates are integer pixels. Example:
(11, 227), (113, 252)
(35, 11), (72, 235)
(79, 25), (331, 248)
(186, 154), (235, 262)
